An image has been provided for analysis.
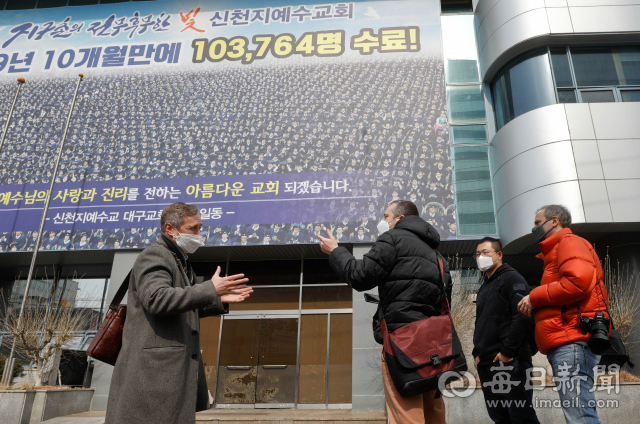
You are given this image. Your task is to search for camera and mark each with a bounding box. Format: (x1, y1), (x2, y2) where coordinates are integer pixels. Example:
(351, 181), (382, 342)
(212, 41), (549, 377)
(579, 312), (611, 355)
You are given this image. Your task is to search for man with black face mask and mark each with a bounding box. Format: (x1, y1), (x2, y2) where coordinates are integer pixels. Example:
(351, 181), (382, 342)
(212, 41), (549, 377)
(473, 237), (539, 424)
(518, 204), (610, 424)
(106, 202), (253, 424)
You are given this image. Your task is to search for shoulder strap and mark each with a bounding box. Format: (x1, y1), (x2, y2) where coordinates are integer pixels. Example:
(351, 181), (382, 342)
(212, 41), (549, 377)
(436, 254), (450, 314)
(109, 270), (131, 310)
(576, 270), (608, 319)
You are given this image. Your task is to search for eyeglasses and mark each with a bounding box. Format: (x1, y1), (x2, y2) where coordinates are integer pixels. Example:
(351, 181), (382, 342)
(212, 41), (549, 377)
(475, 250), (496, 258)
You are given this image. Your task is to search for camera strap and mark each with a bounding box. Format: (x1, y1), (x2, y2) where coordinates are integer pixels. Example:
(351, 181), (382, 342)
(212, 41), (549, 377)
(576, 270), (612, 326)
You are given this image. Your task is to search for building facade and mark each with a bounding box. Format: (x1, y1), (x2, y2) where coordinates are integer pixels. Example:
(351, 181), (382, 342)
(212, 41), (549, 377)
(0, 0), (639, 413)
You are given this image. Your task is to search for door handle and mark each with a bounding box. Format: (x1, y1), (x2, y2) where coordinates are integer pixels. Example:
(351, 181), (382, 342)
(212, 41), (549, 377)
(262, 365), (288, 369)
(227, 366), (252, 370)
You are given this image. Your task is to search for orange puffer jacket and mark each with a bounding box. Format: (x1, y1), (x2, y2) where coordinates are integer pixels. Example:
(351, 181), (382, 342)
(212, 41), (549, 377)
(529, 228), (610, 354)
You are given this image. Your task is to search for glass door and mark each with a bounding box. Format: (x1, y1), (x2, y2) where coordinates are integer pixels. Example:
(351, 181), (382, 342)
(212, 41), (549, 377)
(215, 316), (298, 408)
(255, 318), (298, 408)
(215, 319), (260, 406)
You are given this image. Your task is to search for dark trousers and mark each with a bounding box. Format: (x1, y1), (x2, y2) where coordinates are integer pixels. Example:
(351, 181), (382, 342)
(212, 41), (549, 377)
(477, 357), (540, 424)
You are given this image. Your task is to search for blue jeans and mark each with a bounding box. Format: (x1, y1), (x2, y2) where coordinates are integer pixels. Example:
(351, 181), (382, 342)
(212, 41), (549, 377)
(547, 343), (602, 424)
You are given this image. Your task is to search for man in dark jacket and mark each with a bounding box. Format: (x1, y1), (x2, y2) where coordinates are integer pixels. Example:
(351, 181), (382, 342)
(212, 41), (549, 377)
(319, 200), (450, 424)
(472, 237), (540, 424)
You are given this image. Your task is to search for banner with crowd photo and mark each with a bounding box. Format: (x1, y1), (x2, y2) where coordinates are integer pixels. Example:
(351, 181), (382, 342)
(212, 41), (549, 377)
(0, 0), (456, 252)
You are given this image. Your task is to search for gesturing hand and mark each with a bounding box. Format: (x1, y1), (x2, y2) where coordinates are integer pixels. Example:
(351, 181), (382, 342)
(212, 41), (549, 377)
(221, 286), (253, 303)
(317, 229), (339, 255)
(210, 266), (249, 297)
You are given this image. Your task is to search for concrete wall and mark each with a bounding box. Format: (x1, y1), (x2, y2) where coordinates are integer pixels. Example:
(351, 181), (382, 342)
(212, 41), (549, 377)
(90, 251), (139, 411)
(490, 102), (640, 248)
(351, 244), (385, 411)
(474, 0), (640, 81)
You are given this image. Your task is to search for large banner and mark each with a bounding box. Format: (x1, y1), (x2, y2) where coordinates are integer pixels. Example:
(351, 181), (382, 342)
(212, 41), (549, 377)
(0, 0), (456, 252)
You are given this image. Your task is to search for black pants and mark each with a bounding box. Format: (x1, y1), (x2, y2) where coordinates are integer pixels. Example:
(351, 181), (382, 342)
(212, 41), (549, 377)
(477, 357), (540, 424)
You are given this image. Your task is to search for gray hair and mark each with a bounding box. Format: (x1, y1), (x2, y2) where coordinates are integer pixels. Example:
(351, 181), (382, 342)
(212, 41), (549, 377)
(161, 202), (199, 233)
(536, 204), (572, 228)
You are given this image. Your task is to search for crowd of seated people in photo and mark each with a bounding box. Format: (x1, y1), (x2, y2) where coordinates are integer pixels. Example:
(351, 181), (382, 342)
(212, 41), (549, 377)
(0, 57), (457, 251)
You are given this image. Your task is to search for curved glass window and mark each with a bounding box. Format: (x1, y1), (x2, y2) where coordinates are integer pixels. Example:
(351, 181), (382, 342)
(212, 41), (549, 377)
(491, 45), (640, 132)
(491, 48), (556, 131)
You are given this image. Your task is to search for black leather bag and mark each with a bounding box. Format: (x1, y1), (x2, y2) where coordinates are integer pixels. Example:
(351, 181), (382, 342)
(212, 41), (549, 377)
(599, 327), (635, 369)
(579, 275), (635, 369)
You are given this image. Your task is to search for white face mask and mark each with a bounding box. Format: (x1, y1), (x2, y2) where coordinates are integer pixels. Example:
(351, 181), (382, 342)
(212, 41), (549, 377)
(476, 254), (498, 272)
(377, 217), (397, 234)
(172, 231), (205, 254)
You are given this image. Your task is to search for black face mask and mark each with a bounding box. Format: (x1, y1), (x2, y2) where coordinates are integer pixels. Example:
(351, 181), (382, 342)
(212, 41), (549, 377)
(532, 218), (553, 243)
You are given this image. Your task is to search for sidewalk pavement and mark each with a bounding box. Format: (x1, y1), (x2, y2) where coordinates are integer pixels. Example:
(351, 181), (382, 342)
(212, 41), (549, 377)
(41, 409), (387, 424)
(41, 411), (105, 424)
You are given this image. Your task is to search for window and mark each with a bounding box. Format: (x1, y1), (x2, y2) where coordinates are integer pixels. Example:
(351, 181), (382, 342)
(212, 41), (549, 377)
(552, 46), (640, 105)
(550, 48), (574, 87)
(451, 146), (497, 235)
(6, 276), (109, 333)
(492, 45), (640, 130)
(621, 90), (640, 102)
(442, 15), (480, 84)
(442, 13), (497, 237)
(491, 48), (556, 130)
(447, 60), (480, 84)
(570, 46), (640, 87)
(557, 89), (577, 104)
(451, 125), (487, 145)
(571, 47), (620, 87)
(579, 90), (616, 103)
(441, 0), (473, 14)
(447, 85), (486, 124)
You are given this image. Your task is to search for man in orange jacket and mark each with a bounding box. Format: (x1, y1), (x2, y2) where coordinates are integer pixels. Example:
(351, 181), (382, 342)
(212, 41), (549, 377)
(518, 205), (610, 424)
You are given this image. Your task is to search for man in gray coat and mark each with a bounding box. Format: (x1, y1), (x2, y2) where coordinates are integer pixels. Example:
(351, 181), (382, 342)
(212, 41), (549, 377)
(106, 202), (252, 424)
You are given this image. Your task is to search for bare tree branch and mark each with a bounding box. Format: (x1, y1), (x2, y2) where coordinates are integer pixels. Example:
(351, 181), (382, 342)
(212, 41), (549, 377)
(0, 273), (97, 387)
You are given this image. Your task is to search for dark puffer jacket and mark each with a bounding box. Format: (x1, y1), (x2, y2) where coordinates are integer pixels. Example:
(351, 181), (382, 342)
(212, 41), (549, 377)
(328, 215), (451, 344)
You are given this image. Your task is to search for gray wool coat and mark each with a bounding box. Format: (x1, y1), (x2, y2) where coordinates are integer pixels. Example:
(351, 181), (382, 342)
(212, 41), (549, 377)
(105, 237), (227, 424)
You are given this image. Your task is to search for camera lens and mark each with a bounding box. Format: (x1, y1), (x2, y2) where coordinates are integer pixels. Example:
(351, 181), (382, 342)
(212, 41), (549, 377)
(588, 319), (610, 355)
